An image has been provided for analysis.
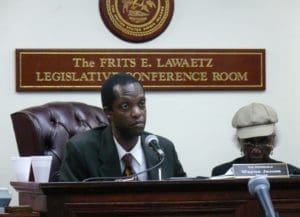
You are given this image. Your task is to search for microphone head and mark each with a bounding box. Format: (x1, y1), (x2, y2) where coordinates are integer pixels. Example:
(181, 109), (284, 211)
(248, 175), (270, 196)
(145, 134), (159, 146)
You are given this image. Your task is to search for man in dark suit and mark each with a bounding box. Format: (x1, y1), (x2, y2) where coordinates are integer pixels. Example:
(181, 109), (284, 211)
(59, 73), (186, 181)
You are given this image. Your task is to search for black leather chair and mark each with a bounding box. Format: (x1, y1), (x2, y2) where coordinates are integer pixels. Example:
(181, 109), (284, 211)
(10, 102), (109, 181)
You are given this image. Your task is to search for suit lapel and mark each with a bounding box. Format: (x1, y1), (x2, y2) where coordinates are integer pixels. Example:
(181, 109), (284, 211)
(97, 126), (122, 178)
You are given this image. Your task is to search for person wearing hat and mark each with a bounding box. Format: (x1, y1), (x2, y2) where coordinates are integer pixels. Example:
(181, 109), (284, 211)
(211, 102), (299, 176)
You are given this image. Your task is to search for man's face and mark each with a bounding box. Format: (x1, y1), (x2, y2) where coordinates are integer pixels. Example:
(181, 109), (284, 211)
(106, 82), (146, 140)
(240, 136), (274, 163)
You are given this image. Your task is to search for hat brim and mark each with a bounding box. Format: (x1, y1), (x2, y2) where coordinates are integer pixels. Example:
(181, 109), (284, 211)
(236, 124), (275, 139)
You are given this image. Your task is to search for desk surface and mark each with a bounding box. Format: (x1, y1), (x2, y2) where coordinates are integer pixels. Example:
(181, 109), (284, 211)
(0, 206), (39, 217)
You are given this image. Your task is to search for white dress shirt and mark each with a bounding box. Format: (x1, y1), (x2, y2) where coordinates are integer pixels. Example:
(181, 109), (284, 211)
(114, 136), (148, 181)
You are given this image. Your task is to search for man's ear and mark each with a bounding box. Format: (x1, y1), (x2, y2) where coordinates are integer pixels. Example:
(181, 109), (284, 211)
(103, 106), (112, 120)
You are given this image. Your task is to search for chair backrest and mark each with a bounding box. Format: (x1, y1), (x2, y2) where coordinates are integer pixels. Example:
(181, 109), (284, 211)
(10, 101), (109, 181)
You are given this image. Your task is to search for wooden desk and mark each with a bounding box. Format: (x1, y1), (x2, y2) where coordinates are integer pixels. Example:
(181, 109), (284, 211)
(11, 177), (300, 217)
(0, 206), (39, 217)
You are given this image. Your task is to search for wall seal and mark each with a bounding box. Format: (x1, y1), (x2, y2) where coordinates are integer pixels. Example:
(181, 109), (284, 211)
(99, 0), (174, 43)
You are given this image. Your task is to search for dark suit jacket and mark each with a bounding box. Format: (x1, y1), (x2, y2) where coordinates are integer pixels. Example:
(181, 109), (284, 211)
(211, 156), (300, 176)
(59, 125), (186, 181)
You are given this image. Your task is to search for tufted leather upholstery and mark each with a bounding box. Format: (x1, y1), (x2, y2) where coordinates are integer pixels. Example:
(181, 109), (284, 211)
(11, 101), (109, 181)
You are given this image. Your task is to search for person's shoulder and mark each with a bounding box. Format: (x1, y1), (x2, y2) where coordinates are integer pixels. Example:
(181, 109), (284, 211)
(143, 131), (174, 147)
(212, 160), (233, 171)
(68, 126), (107, 147)
(215, 157), (244, 166)
(269, 158), (300, 174)
(212, 157), (243, 176)
(287, 163), (300, 174)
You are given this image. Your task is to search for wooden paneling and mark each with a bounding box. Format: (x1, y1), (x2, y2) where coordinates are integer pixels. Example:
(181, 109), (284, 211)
(11, 178), (300, 217)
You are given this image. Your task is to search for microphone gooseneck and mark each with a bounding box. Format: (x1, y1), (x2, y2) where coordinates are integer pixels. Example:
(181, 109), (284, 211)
(83, 155), (165, 182)
(248, 175), (277, 217)
(144, 134), (165, 180)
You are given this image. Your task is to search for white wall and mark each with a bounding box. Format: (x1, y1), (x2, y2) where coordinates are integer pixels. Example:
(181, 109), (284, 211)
(1, 0), (300, 205)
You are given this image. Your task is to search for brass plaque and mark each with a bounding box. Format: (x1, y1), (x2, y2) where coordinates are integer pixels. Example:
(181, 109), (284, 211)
(99, 0), (174, 42)
(16, 49), (265, 91)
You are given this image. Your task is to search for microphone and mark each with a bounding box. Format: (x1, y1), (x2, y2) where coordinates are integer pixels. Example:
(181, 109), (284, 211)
(248, 175), (277, 217)
(145, 134), (166, 159)
(144, 134), (165, 180)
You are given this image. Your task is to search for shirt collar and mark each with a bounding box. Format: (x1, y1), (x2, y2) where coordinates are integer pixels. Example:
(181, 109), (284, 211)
(114, 136), (143, 166)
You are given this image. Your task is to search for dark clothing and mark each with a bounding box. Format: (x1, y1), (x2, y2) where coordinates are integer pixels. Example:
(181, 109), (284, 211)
(211, 156), (299, 176)
(59, 125), (186, 181)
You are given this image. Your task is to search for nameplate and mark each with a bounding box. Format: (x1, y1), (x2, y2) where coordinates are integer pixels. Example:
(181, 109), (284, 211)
(233, 163), (289, 178)
(16, 49), (265, 91)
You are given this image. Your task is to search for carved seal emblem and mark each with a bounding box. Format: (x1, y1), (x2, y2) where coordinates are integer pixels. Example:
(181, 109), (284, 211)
(99, 0), (174, 42)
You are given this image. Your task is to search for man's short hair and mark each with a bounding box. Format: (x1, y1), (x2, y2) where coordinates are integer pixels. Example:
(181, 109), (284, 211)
(101, 73), (144, 109)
